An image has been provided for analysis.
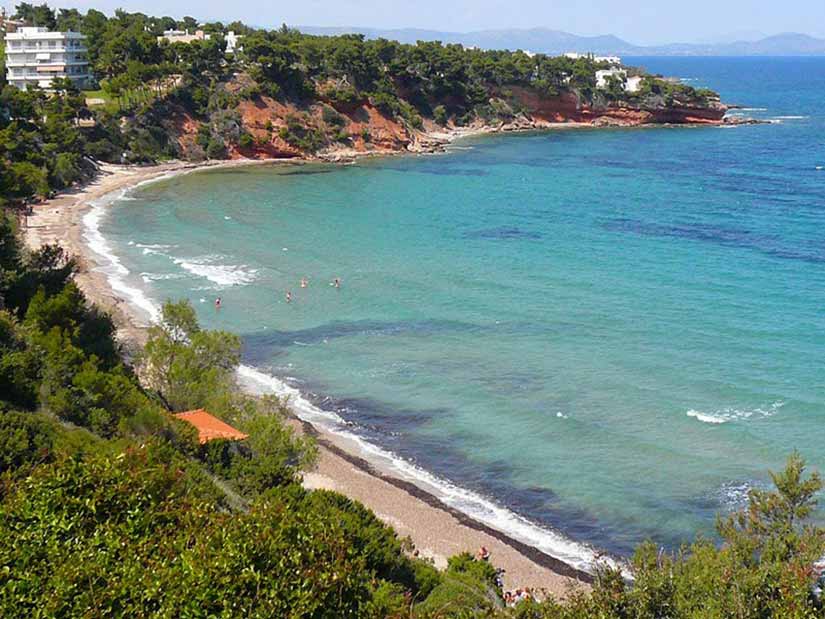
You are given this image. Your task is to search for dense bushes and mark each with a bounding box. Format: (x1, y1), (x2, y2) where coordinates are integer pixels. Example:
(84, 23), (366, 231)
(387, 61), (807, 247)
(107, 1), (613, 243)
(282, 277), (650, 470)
(0, 80), (101, 205)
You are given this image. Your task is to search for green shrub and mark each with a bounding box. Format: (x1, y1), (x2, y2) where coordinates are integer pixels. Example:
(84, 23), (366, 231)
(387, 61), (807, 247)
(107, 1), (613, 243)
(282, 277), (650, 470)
(0, 411), (55, 474)
(323, 85), (361, 107)
(433, 104), (449, 126)
(196, 124), (212, 148)
(369, 91), (400, 116)
(238, 132), (254, 148)
(0, 444), (377, 617)
(205, 136), (227, 159)
(322, 105), (346, 127)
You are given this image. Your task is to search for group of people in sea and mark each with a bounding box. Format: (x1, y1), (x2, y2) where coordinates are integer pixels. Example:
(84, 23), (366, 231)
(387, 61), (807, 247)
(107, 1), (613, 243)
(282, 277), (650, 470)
(214, 276), (341, 310)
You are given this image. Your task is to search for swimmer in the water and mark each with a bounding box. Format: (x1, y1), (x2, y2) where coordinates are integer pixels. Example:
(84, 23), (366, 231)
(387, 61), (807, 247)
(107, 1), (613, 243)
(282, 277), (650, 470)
(332, 277), (341, 288)
(300, 277), (308, 288)
(215, 297), (222, 310)
(286, 291), (292, 303)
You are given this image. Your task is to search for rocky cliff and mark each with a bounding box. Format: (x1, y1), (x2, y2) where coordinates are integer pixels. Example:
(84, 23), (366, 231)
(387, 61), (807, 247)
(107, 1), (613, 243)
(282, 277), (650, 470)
(170, 81), (730, 162)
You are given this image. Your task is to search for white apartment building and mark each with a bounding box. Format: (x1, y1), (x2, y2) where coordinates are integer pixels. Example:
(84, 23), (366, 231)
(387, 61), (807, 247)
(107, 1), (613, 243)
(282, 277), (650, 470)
(5, 27), (90, 90)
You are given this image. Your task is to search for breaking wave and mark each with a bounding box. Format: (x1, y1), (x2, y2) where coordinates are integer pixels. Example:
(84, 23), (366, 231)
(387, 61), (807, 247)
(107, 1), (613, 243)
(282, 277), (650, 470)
(686, 401), (784, 425)
(237, 364), (623, 576)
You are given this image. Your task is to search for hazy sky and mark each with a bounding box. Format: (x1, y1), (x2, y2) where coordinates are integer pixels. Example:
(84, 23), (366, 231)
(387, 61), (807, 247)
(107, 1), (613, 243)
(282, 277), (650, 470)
(6, 0), (825, 44)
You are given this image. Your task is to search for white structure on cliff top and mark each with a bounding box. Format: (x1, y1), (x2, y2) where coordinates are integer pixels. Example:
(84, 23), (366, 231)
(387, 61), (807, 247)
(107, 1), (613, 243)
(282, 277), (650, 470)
(225, 31), (242, 54)
(158, 29), (211, 44)
(564, 52), (622, 65)
(595, 67), (643, 93)
(625, 75), (643, 93)
(4, 26), (89, 90)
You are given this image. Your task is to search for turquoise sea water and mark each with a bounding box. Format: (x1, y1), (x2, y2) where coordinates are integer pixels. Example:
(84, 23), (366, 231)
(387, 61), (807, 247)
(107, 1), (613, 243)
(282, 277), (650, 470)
(93, 57), (825, 565)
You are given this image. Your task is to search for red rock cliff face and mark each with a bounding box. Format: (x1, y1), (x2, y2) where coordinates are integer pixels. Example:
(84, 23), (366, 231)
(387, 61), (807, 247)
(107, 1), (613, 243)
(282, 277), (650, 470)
(223, 96), (414, 160)
(170, 83), (727, 161)
(508, 86), (726, 126)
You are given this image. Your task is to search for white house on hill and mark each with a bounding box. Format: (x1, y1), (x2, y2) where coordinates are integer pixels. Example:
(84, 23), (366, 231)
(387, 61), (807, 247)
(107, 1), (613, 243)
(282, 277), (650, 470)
(158, 29), (211, 44)
(4, 26), (90, 90)
(596, 68), (643, 93)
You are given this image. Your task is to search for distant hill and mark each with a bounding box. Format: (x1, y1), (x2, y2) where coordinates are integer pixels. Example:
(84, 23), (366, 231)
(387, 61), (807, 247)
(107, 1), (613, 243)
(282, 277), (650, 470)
(297, 26), (825, 56)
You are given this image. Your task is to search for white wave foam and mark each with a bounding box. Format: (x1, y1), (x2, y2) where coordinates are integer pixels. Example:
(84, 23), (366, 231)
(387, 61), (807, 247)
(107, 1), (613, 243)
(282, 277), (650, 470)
(136, 243), (176, 249)
(718, 480), (753, 511)
(686, 401), (783, 425)
(738, 107), (767, 112)
(237, 364), (622, 576)
(686, 410), (727, 424)
(773, 115), (808, 120)
(140, 272), (186, 283)
(82, 197), (161, 323)
(172, 255), (258, 287)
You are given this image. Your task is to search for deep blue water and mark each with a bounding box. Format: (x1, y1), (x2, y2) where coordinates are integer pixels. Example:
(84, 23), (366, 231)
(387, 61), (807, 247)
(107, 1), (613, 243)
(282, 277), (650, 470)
(95, 57), (825, 566)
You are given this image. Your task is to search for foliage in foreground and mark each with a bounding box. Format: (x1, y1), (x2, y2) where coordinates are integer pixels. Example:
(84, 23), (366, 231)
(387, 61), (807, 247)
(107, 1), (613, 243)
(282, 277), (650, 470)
(2, 212), (825, 617)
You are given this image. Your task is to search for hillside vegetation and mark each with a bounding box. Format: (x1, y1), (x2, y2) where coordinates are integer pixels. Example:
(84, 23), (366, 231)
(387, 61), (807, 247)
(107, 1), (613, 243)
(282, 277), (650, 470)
(1, 3), (723, 206)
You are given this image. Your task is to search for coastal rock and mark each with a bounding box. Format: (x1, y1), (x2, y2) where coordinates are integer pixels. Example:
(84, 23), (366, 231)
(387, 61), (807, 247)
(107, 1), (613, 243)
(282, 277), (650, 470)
(166, 76), (734, 163)
(722, 116), (769, 126)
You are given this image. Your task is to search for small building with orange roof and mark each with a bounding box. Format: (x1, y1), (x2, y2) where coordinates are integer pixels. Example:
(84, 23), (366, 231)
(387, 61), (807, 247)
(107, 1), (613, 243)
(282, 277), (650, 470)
(173, 409), (249, 444)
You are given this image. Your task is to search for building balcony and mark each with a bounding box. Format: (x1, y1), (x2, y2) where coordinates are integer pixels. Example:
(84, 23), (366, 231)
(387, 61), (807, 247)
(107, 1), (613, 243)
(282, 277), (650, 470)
(5, 46), (88, 54)
(5, 57), (89, 66)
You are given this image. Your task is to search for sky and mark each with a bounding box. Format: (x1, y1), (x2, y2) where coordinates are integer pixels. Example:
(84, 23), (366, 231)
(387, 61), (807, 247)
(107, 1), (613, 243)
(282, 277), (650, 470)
(5, 0), (825, 44)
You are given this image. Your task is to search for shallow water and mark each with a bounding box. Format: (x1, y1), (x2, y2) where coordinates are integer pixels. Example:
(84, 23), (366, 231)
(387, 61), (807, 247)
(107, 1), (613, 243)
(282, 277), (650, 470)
(97, 57), (825, 564)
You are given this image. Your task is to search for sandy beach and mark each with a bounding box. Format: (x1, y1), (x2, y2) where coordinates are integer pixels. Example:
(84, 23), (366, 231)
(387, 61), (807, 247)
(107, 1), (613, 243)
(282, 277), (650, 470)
(22, 157), (591, 598)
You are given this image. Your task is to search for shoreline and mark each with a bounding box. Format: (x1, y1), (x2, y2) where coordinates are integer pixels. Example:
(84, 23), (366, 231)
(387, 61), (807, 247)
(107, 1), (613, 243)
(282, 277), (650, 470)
(21, 150), (599, 596)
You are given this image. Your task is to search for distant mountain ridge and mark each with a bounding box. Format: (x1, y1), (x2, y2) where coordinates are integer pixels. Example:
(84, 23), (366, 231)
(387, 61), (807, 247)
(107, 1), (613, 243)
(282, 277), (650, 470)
(296, 26), (825, 56)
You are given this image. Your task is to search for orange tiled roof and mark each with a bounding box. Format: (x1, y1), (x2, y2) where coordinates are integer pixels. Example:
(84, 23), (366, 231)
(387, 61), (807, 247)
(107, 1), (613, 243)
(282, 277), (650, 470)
(173, 409), (249, 444)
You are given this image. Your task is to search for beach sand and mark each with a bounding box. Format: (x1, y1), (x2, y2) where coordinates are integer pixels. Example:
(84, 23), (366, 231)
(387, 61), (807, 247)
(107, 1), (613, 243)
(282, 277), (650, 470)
(22, 159), (591, 598)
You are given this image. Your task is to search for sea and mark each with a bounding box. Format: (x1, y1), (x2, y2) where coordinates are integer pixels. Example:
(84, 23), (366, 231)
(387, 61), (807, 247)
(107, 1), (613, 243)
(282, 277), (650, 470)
(88, 57), (825, 572)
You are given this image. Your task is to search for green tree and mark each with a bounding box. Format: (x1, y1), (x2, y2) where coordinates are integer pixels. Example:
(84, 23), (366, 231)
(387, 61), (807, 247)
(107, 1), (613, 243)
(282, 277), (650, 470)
(13, 2), (56, 29)
(141, 299), (240, 411)
(0, 410), (54, 474)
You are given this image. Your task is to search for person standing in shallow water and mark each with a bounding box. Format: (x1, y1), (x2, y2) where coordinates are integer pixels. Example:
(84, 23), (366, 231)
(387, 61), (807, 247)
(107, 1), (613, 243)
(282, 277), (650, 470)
(215, 297), (222, 310)
(332, 277), (341, 289)
(300, 277), (308, 288)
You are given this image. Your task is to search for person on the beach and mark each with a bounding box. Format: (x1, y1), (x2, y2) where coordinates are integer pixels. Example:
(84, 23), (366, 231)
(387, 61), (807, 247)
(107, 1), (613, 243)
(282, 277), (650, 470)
(477, 546), (490, 561)
(300, 277), (308, 288)
(286, 291), (292, 303)
(215, 297), (222, 310)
